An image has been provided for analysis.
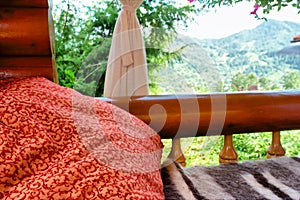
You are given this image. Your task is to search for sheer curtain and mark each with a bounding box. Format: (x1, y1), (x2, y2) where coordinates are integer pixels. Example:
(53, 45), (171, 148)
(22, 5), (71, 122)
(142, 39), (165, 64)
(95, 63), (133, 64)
(104, 0), (149, 97)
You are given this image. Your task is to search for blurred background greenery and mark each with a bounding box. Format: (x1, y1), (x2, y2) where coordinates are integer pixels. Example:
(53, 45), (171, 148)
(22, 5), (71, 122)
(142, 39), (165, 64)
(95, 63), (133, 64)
(52, 0), (300, 166)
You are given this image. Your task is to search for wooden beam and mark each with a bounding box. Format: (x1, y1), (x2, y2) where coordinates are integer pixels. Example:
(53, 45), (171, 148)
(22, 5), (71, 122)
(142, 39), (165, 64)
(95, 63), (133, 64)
(0, 0), (49, 8)
(0, 8), (51, 56)
(98, 91), (300, 138)
(0, 0), (56, 82)
(0, 57), (53, 80)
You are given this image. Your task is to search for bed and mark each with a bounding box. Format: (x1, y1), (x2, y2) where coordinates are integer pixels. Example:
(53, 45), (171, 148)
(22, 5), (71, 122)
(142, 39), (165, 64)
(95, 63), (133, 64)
(0, 1), (299, 199)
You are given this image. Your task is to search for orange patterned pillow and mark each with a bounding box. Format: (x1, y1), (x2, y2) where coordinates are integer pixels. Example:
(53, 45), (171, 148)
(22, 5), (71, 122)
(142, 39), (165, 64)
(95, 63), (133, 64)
(0, 77), (164, 199)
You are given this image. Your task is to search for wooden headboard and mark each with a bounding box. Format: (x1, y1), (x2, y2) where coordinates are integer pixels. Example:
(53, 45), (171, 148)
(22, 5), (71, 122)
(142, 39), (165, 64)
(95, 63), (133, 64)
(0, 0), (58, 82)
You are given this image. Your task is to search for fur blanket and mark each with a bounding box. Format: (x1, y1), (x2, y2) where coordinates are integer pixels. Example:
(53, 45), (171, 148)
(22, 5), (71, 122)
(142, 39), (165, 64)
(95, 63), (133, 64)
(162, 157), (300, 200)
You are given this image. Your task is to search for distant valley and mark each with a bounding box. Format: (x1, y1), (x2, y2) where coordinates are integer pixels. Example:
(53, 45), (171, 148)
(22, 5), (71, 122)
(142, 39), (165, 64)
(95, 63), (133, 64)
(155, 19), (300, 93)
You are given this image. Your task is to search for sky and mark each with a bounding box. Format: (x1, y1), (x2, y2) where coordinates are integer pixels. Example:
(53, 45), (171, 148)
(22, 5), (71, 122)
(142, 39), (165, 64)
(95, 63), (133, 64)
(183, 2), (300, 39)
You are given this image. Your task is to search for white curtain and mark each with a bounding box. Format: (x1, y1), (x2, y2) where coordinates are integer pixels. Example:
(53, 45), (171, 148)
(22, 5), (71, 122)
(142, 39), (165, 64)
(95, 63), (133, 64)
(104, 0), (148, 97)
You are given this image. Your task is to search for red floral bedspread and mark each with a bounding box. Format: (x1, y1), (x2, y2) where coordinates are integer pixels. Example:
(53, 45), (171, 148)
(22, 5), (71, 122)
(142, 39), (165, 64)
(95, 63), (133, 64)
(0, 77), (164, 199)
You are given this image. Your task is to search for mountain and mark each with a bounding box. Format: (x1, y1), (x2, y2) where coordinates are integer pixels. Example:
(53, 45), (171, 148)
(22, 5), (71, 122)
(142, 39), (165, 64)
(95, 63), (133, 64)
(276, 44), (300, 55)
(209, 20), (299, 52)
(156, 20), (300, 93)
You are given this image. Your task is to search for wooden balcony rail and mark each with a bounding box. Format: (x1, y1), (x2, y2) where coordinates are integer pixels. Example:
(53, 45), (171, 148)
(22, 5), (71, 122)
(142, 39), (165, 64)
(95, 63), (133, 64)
(167, 138), (186, 166)
(100, 90), (300, 138)
(267, 131), (286, 158)
(100, 90), (300, 164)
(219, 134), (238, 163)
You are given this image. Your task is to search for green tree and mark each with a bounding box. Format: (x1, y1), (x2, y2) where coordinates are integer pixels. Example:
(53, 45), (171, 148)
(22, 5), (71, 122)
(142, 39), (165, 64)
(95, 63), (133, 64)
(231, 73), (284, 91)
(53, 0), (300, 96)
(231, 72), (258, 91)
(258, 77), (280, 91)
(282, 71), (300, 89)
(196, 0), (300, 16)
(53, 0), (199, 96)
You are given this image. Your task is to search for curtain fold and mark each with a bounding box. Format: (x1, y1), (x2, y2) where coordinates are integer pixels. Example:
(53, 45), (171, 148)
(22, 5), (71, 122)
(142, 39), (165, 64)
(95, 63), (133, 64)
(104, 0), (148, 97)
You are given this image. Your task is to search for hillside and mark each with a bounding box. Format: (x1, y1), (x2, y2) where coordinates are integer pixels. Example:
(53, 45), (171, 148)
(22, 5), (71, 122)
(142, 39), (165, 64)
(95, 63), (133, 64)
(156, 20), (300, 93)
(276, 44), (300, 55)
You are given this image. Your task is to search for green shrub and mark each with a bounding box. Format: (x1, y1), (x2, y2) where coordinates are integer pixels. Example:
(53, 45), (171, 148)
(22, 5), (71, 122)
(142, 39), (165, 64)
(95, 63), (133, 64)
(162, 130), (300, 167)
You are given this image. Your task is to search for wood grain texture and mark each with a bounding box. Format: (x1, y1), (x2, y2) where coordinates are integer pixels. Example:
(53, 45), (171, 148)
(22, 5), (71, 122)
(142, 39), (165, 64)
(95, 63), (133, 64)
(219, 135), (238, 163)
(0, 0), (49, 8)
(0, 8), (51, 56)
(99, 91), (300, 138)
(0, 0), (56, 82)
(267, 131), (285, 158)
(0, 57), (53, 80)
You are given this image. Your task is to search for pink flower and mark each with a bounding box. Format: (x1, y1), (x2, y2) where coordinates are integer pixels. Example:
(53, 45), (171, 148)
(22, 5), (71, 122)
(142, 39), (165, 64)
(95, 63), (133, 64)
(250, 4), (260, 15)
(187, 0), (194, 3)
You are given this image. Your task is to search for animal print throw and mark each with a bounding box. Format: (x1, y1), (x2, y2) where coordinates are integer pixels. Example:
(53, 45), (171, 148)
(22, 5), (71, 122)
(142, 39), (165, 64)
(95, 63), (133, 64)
(162, 157), (300, 200)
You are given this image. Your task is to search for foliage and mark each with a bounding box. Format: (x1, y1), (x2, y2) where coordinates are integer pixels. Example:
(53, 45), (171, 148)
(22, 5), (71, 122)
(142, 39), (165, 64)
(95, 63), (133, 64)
(194, 0), (300, 15)
(282, 70), (300, 89)
(53, 1), (300, 96)
(230, 72), (286, 91)
(161, 20), (300, 93)
(231, 72), (257, 91)
(53, 0), (199, 96)
(162, 130), (300, 166)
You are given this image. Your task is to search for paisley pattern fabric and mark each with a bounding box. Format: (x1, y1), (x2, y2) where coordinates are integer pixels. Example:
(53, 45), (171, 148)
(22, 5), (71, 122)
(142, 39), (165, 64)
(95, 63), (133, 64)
(0, 77), (164, 199)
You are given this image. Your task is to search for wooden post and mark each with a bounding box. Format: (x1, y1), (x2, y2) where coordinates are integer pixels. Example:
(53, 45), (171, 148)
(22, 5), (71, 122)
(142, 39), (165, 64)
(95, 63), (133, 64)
(48, 0), (59, 83)
(167, 138), (186, 167)
(267, 131), (285, 158)
(219, 134), (238, 164)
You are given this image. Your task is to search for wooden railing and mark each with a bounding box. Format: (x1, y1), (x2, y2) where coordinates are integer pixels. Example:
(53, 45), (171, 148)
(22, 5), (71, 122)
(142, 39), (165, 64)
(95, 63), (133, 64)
(99, 90), (300, 165)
